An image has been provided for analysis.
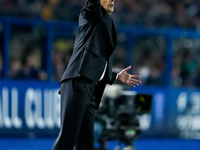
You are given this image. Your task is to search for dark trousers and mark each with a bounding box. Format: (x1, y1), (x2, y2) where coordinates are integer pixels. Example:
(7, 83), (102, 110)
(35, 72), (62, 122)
(52, 77), (97, 150)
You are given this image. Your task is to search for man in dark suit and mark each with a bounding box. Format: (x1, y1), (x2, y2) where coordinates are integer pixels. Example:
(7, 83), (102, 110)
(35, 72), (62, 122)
(52, 0), (141, 150)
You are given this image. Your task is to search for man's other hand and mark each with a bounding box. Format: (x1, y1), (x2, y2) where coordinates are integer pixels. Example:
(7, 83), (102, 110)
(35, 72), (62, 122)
(117, 66), (141, 88)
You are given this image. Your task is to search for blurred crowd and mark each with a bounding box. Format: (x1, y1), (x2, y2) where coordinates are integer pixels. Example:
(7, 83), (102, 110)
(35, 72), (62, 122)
(132, 36), (166, 86)
(1, 0), (200, 29)
(5, 25), (74, 81)
(172, 38), (200, 87)
(1, 0), (200, 87)
(9, 44), (48, 80)
(51, 39), (73, 81)
(6, 25), (48, 81)
(0, 0), (83, 22)
(133, 36), (200, 87)
(112, 0), (200, 30)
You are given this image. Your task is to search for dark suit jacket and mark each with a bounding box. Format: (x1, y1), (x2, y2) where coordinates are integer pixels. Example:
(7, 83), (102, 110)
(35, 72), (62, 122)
(60, 0), (117, 109)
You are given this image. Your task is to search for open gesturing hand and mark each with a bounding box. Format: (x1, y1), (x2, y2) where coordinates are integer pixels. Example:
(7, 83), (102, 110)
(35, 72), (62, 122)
(116, 66), (141, 88)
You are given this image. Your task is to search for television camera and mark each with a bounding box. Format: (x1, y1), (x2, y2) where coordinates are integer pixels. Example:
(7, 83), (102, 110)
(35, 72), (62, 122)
(95, 85), (153, 150)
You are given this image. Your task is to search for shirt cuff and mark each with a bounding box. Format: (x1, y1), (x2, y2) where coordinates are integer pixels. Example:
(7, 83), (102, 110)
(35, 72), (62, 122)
(115, 73), (119, 80)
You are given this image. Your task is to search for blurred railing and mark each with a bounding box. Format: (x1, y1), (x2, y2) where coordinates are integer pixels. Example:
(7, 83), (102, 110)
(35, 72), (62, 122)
(1, 17), (200, 87)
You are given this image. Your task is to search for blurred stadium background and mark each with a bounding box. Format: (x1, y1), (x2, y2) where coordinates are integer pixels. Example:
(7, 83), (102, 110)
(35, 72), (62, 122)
(1, 0), (200, 149)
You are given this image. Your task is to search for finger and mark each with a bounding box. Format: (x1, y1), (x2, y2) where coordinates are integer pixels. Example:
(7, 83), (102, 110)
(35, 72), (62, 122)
(131, 78), (141, 84)
(127, 82), (135, 88)
(131, 75), (140, 79)
(129, 80), (140, 86)
(129, 83), (136, 88)
(123, 65), (131, 72)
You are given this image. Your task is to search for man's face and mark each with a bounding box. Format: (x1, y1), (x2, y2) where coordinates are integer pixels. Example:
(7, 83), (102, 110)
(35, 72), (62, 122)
(100, 0), (115, 15)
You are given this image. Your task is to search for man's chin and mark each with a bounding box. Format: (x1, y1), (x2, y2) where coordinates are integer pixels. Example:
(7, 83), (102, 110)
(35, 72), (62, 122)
(107, 9), (114, 14)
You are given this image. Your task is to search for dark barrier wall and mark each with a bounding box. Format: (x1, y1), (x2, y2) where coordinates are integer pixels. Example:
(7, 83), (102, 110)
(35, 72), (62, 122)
(1, 80), (200, 139)
(133, 86), (200, 139)
(0, 80), (60, 137)
(0, 81), (164, 138)
(166, 87), (200, 139)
